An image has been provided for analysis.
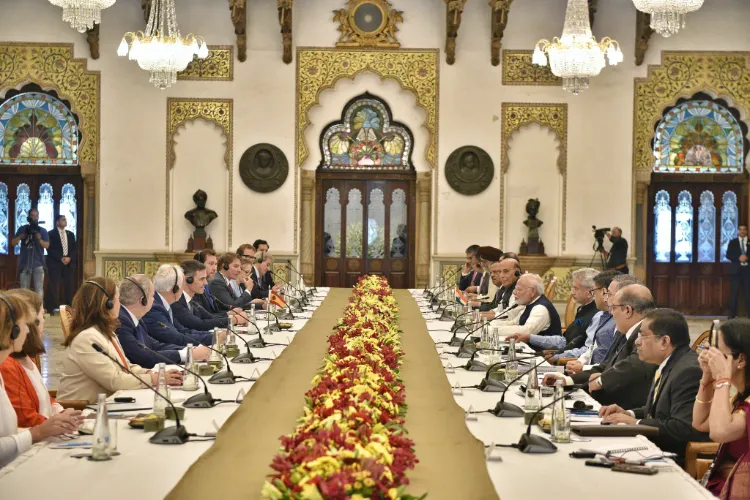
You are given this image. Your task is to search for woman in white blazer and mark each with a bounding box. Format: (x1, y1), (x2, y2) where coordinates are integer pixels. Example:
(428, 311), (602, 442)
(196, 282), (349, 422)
(57, 277), (182, 404)
(0, 294), (80, 468)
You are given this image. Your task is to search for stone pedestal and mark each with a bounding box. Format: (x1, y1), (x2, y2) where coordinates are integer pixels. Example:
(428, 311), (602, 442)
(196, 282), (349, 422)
(518, 256), (577, 277)
(186, 234), (213, 253)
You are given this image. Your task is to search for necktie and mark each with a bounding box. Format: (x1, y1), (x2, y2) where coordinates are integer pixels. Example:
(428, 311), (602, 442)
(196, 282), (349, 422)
(743, 238), (747, 255)
(204, 285), (216, 308)
(471, 271), (477, 285)
(605, 334), (626, 367)
(60, 229), (68, 257)
(494, 288), (502, 306)
(651, 367), (663, 404)
(135, 322), (146, 344)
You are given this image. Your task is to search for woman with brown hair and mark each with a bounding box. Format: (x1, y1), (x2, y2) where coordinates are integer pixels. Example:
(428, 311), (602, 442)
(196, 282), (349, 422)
(0, 289), (72, 426)
(57, 277), (182, 403)
(693, 318), (750, 499)
(0, 293), (79, 468)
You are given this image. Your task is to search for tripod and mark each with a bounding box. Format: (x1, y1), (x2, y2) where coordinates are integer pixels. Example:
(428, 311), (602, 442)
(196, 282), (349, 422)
(589, 240), (607, 271)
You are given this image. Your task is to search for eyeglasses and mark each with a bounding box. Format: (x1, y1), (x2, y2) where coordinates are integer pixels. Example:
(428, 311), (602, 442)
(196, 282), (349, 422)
(608, 303), (628, 311)
(589, 287), (605, 297)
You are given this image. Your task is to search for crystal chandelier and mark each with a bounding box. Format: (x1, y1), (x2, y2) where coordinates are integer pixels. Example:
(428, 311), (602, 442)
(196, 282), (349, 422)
(48, 0), (116, 33)
(117, 0), (208, 90)
(532, 0), (623, 95)
(632, 0), (704, 37)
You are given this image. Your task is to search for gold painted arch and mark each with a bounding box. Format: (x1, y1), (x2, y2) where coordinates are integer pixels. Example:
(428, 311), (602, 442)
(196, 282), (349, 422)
(500, 102), (568, 251)
(166, 98), (233, 247)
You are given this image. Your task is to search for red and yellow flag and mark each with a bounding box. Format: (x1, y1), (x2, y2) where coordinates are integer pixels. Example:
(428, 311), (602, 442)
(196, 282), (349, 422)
(270, 291), (287, 309)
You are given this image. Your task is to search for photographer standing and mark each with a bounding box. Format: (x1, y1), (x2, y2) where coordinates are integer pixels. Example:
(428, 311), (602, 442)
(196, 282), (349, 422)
(9, 208), (49, 297)
(604, 226), (629, 275)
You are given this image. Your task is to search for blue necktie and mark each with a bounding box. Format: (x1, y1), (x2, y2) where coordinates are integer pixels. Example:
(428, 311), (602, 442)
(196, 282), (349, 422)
(135, 321), (146, 344)
(204, 285), (216, 308)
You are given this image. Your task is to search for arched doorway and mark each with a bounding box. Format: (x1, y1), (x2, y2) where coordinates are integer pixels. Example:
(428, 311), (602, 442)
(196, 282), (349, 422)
(646, 95), (749, 315)
(315, 93), (416, 288)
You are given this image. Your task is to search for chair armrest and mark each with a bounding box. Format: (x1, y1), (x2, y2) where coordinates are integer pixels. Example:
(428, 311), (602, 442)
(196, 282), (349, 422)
(58, 400), (89, 411)
(685, 441), (719, 478)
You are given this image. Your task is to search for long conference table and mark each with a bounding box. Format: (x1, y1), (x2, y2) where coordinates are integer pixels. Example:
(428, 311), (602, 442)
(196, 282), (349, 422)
(0, 287), (717, 499)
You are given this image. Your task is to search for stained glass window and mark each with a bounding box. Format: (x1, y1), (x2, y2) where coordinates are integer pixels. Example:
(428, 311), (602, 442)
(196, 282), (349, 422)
(320, 94), (413, 171)
(38, 184), (54, 233)
(366, 188), (385, 259)
(721, 191), (739, 263)
(14, 183), (30, 255)
(60, 183), (77, 238)
(0, 92), (78, 166)
(0, 183), (7, 255)
(653, 100), (744, 174)
(654, 190), (672, 263)
(390, 188), (407, 258)
(697, 191), (716, 263)
(323, 188), (341, 257)
(675, 191), (693, 262)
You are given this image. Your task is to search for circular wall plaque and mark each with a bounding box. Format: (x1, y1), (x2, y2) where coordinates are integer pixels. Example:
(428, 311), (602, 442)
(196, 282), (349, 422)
(444, 145), (494, 195)
(239, 144), (289, 193)
(351, 2), (386, 35)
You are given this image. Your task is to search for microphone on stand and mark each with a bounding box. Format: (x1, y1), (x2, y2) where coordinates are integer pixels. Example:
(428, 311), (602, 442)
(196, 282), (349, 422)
(490, 356), (549, 417)
(285, 259), (317, 295)
(271, 270), (308, 311)
(91, 343), (189, 444)
(454, 323), (490, 358)
(213, 297), (287, 346)
(156, 322), (250, 385)
(270, 270), (305, 319)
(224, 317), (273, 364)
(427, 268), (458, 297)
(517, 383), (586, 454)
(136, 343), (228, 408)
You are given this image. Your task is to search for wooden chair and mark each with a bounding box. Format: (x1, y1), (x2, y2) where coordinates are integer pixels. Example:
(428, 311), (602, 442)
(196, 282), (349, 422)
(59, 305), (74, 340)
(685, 441), (719, 479)
(563, 295), (576, 329)
(692, 329), (712, 351)
(544, 276), (557, 301)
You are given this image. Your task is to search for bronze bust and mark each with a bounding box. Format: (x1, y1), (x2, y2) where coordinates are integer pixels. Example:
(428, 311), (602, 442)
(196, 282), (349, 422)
(239, 143), (289, 193)
(184, 189), (218, 238)
(445, 146), (493, 195)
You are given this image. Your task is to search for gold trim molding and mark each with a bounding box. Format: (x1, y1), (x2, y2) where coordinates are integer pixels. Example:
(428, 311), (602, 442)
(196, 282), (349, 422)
(166, 98), (234, 248)
(500, 103), (568, 251)
(501, 50), (560, 86)
(178, 45), (234, 81)
(295, 47), (439, 255)
(0, 42), (101, 274)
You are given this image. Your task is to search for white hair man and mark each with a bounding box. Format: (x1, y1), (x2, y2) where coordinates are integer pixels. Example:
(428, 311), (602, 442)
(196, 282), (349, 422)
(497, 274), (563, 348)
(546, 268), (601, 360)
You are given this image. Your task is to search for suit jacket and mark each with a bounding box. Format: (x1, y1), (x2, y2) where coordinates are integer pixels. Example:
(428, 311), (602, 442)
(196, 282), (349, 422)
(479, 283), (516, 312)
(563, 300), (599, 347)
(116, 306), (183, 369)
(210, 273), (255, 310)
(0, 356), (57, 427)
(458, 270), (482, 291)
(606, 237), (628, 269)
(172, 294), (231, 331)
(47, 228), (77, 266)
(632, 346), (710, 459)
(194, 285), (219, 314)
(264, 270), (275, 289)
(250, 267), (270, 300)
(478, 272), (490, 296)
(57, 326), (151, 403)
(142, 293), (214, 346)
(726, 238), (748, 275)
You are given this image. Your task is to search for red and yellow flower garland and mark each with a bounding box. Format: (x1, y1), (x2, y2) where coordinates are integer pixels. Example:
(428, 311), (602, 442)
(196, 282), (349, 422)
(262, 276), (422, 500)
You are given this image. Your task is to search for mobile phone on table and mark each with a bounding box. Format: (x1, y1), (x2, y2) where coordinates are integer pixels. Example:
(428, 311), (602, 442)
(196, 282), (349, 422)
(611, 464), (659, 475)
(114, 397), (135, 403)
(585, 458), (614, 468)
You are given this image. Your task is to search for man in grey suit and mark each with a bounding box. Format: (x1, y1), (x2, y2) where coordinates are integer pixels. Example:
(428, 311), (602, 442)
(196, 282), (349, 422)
(600, 308), (710, 462)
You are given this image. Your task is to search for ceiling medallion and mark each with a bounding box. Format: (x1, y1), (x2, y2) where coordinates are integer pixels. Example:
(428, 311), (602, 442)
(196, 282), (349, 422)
(333, 0), (403, 48)
(532, 0), (622, 95)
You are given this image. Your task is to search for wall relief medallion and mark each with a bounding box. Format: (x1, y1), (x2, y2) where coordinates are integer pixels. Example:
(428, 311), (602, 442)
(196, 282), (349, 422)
(239, 143), (289, 193)
(445, 146), (494, 195)
(333, 0), (403, 48)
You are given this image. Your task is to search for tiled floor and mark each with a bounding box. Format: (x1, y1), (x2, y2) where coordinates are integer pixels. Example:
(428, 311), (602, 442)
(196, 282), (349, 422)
(38, 314), (720, 391)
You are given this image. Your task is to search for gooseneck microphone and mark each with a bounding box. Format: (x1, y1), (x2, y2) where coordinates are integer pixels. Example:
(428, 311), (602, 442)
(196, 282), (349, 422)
(271, 270), (309, 307)
(136, 343), (225, 408)
(91, 343), (189, 444)
(517, 383), (586, 454)
(475, 354), (541, 392)
(285, 259), (317, 295)
(213, 297), (288, 347)
(455, 323), (491, 358)
(491, 356), (549, 417)
(426, 268), (459, 297)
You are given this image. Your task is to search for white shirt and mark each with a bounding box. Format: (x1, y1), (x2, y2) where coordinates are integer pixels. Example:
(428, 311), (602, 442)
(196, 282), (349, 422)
(577, 311), (605, 366)
(494, 296), (550, 336)
(493, 292), (520, 321)
(19, 357), (62, 419)
(132, 301), (188, 363)
(183, 290), (193, 305)
(225, 273), (251, 296)
(741, 237), (748, 266)
(0, 373), (33, 468)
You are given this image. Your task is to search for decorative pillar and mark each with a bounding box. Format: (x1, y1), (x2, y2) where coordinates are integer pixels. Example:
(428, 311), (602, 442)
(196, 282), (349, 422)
(416, 172), (432, 288)
(300, 169), (316, 280)
(83, 173), (96, 279)
(634, 170), (651, 283)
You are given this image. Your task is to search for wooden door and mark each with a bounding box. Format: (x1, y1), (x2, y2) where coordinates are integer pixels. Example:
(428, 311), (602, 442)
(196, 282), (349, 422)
(0, 174), (83, 289)
(647, 177), (747, 315)
(316, 176), (415, 288)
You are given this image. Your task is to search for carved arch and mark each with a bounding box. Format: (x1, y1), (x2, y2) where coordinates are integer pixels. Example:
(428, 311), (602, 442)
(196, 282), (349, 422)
(500, 103), (568, 251)
(166, 98), (233, 247)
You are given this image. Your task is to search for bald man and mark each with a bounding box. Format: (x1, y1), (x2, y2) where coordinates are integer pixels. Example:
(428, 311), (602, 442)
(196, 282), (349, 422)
(481, 258), (521, 319)
(495, 274), (562, 344)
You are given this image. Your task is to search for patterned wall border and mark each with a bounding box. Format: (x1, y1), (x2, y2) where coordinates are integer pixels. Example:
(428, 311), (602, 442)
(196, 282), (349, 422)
(166, 98), (233, 248)
(500, 103), (568, 252)
(178, 45), (234, 81)
(632, 51), (750, 276)
(0, 42), (101, 275)
(501, 50), (561, 86)
(296, 47), (440, 254)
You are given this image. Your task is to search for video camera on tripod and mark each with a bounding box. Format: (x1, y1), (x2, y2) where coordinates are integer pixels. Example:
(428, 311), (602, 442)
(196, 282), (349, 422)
(592, 226), (611, 252)
(22, 214), (45, 246)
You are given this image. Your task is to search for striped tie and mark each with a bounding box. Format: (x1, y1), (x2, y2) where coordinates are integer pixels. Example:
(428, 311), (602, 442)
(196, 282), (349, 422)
(651, 367), (663, 404)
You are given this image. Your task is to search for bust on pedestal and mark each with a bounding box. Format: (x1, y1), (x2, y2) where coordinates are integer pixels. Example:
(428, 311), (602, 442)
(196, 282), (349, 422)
(184, 189), (217, 252)
(520, 198), (545, 256)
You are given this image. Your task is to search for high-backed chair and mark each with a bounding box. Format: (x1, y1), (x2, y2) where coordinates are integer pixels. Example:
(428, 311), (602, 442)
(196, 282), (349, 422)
(685, 441), (719, 479)
(59, 305), (74, 340)
(544, 276), (557, 301)
(692, 329), (711, 351)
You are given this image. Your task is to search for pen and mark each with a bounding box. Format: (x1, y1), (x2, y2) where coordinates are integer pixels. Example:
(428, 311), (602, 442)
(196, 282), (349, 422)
(53, 442), (92, 448)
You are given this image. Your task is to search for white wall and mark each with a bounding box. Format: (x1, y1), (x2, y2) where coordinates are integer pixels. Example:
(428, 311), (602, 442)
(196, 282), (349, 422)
(1, 0), (749, 259)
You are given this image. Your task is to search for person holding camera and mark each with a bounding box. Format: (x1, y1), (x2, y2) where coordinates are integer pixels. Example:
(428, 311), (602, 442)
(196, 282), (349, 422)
(9, 209), (49, 298)
(604, 226), (629, 275)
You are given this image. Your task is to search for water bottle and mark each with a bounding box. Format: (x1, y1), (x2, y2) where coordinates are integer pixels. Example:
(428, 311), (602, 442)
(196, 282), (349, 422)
(182, 344), (198, 392)
(152, 363), (169, 417)
(505, 337), (518, 382)
(488, 326), (500, 366)
(249, 303), (257, 326)
(226, 318), (236, 347)
(551, 380), (571, 443)
(91, 393), (112, 461)
(524, 363), (541, 411)
(480, 319), (490, 354)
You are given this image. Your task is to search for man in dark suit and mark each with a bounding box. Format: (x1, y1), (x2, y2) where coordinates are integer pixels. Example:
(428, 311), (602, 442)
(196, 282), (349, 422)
(255, 251), (279, 293)
(174, 260), (245, 331)
(605, 227), (629, 274)
(45, 215), (77, 313)
(458, 245), (481, 291)
(480, 257), (519, 315)
(116, 274), (210, 368)
(726, 224), (750, 318)
(600, 308), (710, 462)
(142, 264), (216, 346)
(209, 253), (257, 310)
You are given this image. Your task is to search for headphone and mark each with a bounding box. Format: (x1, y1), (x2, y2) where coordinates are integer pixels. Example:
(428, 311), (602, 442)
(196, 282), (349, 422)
(85, 280), (114, 310)
(124, 276), (148, 306)
(222, 257), (230, 271)
(0, 295), (20, 340)
(171, 266), (181, 294)
(185, 271), (194, 285)
(514, 270), (522, 278)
